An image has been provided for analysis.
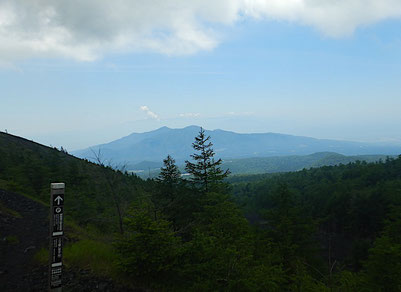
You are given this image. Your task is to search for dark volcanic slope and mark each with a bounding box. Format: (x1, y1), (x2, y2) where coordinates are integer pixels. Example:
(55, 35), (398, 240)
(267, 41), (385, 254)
(0, 189), (48, 291)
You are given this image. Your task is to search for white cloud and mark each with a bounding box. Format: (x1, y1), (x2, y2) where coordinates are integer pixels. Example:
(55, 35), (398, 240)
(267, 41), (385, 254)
(140, 105), (159, 120)
(1, 0), (401, 63)
(226, 111), (255, 116)
(179, 112), (201, 118)
(243, 0), (401, 37)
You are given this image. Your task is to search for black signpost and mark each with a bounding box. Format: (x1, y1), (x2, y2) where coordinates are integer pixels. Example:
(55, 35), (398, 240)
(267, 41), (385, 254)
(49, 183), (64, 291)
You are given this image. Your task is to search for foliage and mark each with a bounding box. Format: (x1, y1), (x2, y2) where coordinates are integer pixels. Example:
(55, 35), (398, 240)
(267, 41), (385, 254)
(263, 184), (320, 286)
(362, 206), (401, 291)
(115, 207), (182, 289)
(181, 192), (285, 291)
(232, 155), (401, 290)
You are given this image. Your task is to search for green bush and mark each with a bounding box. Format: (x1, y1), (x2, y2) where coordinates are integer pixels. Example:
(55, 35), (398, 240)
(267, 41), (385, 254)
(115, 209), (181, 289)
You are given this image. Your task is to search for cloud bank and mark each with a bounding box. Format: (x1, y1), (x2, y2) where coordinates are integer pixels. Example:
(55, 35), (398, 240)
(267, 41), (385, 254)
(179, 113), (201, 118)
(140, 105), (159, 120)
(1, 0), (401, 63)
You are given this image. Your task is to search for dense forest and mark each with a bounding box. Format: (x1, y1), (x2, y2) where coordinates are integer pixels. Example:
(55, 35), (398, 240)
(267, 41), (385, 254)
(129, 152), (391, 179)
(1, 130), (401, 291)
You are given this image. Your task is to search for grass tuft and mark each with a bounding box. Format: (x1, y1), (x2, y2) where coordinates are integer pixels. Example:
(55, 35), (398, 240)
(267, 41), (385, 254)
(64, 239), (117, 277)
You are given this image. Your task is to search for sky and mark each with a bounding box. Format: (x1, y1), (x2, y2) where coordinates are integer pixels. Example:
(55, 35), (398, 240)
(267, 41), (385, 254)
(1, 0), (401, 150)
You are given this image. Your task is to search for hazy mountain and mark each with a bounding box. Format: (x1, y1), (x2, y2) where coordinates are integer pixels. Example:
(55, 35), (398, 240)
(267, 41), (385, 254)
(72, 126), (401, 166)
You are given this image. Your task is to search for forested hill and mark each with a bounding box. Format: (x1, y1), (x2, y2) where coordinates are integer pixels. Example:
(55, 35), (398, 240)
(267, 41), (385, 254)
(0, 131), (146, 229)
(231, 155), (401, 290)
(223, 152), (392, 174)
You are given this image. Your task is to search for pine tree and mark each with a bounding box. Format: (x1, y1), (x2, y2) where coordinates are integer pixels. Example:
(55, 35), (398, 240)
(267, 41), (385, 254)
(155, 155), (181, 216)
(185, 127), (230, 193)
(156, 155), (181, 187)
(153, 155), (181, 226)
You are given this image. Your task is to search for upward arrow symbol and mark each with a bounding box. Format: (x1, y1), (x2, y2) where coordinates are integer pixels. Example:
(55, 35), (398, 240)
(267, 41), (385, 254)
(54, 196), (63, 205)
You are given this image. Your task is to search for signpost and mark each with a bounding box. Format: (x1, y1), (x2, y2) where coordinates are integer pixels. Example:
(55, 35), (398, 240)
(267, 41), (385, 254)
(49, 183), (65, 291)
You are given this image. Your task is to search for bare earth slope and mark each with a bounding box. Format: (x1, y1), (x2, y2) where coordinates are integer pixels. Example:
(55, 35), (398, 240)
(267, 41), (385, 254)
(0, 189), (48, 291)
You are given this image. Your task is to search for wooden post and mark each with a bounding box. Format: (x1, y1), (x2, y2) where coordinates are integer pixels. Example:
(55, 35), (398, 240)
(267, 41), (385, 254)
(49, 183), (65, 291)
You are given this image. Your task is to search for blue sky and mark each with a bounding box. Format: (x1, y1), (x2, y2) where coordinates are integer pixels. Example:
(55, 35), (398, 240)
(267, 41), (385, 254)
(1, 1), (401, 150)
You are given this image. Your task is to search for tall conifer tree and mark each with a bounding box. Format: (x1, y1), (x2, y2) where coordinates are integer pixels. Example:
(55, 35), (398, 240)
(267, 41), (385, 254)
(157, 155), (181, 187)
(185, 127), (230, 193)
(154, 155), (181, 222)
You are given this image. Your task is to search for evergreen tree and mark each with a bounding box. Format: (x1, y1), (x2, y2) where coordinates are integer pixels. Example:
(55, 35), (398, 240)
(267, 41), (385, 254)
(156, 155), (181, 187)
(185, 127), (230, 193)
(154, 155), (182, 225)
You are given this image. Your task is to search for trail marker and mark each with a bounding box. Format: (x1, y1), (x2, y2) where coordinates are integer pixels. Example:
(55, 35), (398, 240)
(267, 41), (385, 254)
(54, 196), (63, 205)
(49, 183), (65, 291)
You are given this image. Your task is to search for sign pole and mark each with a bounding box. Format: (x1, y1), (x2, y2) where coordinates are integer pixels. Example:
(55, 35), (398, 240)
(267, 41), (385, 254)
(49, 183), (65, 291)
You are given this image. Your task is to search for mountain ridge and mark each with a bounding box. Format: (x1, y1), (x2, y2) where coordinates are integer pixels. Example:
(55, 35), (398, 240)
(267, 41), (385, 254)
(71, 126), (401, 165)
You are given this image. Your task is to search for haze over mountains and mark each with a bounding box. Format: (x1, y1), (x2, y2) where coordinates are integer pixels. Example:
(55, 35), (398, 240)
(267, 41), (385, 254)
(72, 126), (401, 170)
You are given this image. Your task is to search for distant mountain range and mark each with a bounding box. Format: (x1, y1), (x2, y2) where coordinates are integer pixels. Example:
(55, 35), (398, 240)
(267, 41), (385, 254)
(72, 126), (401, 172)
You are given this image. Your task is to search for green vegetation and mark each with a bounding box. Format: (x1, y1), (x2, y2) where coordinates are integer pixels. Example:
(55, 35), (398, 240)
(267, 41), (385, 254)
(64, 239), (116, 277)
(1, 130), (401, 290)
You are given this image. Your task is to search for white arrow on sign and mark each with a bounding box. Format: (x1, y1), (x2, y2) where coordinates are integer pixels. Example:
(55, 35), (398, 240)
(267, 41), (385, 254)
(54, 196), (63, 205)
